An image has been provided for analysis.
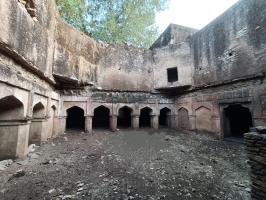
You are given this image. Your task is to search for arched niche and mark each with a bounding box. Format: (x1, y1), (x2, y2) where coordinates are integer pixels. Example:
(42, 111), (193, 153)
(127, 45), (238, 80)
(66, 106), (85, 130)
(32, 102), (45, 119)
(0, 95), (24, 120)
(139, 107), (153, 127)
(92, 105), (110, 128)
(196, 106), (212, 132)
(159, 107), (171, 127)
(117, 106), (133, 128)
(178, 107), (189, 130)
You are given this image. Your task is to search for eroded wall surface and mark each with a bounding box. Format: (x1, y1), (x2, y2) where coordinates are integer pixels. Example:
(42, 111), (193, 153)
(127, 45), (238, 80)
(0, 0), (266, 159)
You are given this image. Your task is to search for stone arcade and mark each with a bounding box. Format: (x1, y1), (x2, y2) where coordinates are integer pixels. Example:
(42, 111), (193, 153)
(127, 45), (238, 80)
(0, 0), (266, 160)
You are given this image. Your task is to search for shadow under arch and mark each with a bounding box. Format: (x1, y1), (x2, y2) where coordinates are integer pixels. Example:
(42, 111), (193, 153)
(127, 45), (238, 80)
(139, 107), (153, 127)
(92, 105), (110, 129)
(66, 106), (85, 130)
(117, 106), (133, 128)
(0, 95), (24, 120)
(159, 107), (171, 127)
(223, 104), (253, 138)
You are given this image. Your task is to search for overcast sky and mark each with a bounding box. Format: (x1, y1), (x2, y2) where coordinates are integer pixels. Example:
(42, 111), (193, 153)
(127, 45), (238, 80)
(156, 0), (239, 32)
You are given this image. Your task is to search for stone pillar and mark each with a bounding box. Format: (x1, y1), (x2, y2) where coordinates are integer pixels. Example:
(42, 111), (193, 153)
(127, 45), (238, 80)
(27, 91), (34, 117)
(29, 118), (47, 145)
(52, 116), (59, 136)
(109, 115), (118, 132)
(151, 115), (159, 130)
(175, 114), (179, 128)
(131, 115), (139, 129)
(0, 120), (30, 159)
(85, 115), (93, 134)
(170, 114), (176, 128)
(58, 116), (66, 134)
(189, 115), (196, 130)
(244, 127), (266, 200)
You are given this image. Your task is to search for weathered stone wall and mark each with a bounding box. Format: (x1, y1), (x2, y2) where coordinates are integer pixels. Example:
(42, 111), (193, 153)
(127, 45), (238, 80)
(153, 42), (192, 89)
(244, 128), (266, 200)
(53, 21), (101, 86)
(97, 44), (154, 91)
(175, 78), (266, 137)
(189, 0), (266, 87)
(150, 24), (198, 50)
(0, 0), (58, 83)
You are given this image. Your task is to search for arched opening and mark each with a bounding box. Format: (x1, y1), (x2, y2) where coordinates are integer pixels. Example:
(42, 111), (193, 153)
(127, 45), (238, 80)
(92, 106), (110, 129)
(0, 96), (24, 160)
(0, 95), (24, 120)
(139, 107), (152, 127)
(29, 102), (46, 146)
(32, 102), (45, 118)
(224, 104), (253, 138)
(178, 108), (189, 130)
(117, 106), (132, 128)
(159, 107), (171, 127)
(66, 106), (85, 130)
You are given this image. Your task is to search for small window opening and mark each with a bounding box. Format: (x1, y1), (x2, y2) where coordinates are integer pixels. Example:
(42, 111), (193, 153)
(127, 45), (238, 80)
(167, 67), (178, 82)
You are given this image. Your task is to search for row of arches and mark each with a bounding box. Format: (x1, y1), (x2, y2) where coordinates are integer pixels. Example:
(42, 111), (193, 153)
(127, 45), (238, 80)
(0, 95), (58, 160)
(66, 106), (173, 130)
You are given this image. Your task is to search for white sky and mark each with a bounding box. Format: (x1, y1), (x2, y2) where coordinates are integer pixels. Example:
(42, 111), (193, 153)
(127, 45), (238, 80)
(156, 0), (239, 32)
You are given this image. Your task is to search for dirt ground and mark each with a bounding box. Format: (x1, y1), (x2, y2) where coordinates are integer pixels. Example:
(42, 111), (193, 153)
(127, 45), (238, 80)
(0, 128), (250, 200)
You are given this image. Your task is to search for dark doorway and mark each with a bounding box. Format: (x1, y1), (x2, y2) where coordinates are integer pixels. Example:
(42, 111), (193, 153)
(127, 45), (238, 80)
(92, 106), (110, 128)
(66, 106), (85, 130)
(117, 106), (132, 128)
(139, 107), (152, 127)
(224, 104), (253, 137)
(159, 107), (171, 127)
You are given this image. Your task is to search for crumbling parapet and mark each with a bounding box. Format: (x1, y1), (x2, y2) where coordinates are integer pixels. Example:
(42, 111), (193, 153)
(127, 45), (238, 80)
(244, 127), (266, 200)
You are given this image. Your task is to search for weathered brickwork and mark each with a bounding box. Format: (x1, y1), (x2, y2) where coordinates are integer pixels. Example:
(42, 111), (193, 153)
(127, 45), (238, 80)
(245, 128), (266, 200)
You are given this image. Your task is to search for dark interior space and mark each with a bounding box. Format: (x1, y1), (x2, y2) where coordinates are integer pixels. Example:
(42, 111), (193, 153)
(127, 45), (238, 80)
(159, 107), (171, 127)
(139, 107), (151, 127)
(92, 106), (110, 128)
(117, 106), (132, 128)
(224, 104), (253, 137)
(167, 67), (178, 82)
(66, 106), (85, 130)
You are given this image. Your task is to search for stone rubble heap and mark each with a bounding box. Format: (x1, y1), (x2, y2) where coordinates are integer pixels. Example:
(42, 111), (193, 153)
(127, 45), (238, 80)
(244, 126), (266, 200)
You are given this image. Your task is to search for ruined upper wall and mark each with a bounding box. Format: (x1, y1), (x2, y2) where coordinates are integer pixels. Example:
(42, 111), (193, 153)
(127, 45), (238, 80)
(150, 24), (198, 50)
(0, 0), (58, 83)
(97, 44), (154, 91)
(153, 42), (193, 89)
(189, 0), (266, 87)
(53, 21), (101, 86)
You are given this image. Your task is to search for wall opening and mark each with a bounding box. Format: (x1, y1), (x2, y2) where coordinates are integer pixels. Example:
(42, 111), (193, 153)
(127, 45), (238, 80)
(224, 104), (253, 138)
(0, 95), (24, 120)
(0, 96), (24, 160)
(117, 106), (132, 128)
(167, 67), (178, 82)
(159, 107), (171, 127)
(32, 102), (45, 118)
(92, 106), (110, 129)
(66, 106), (85, 130)
(139, 107), (152, 127)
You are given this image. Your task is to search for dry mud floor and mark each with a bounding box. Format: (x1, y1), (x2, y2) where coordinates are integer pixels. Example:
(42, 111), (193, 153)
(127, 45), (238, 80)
(0, 128), (250, 200)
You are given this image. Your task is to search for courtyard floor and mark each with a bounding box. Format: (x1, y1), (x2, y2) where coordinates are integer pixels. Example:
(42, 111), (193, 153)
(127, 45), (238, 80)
(0, 128), (250, 200)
